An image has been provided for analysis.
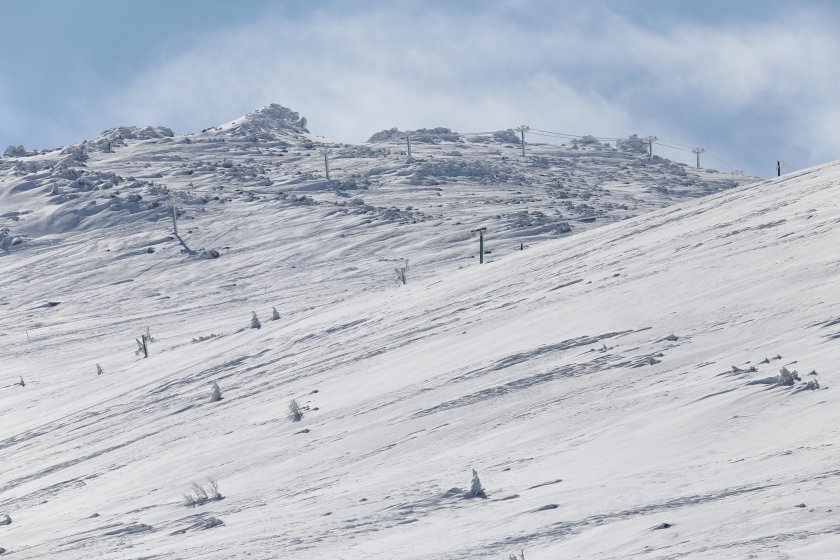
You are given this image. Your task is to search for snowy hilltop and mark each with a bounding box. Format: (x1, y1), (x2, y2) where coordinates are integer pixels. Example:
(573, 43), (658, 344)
(3, 105), (837, 559)
(212, 103), (309, 141)
(0, 104), (752, 255)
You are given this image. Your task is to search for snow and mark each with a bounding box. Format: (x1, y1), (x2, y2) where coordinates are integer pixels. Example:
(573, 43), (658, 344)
(1, 105), (837, 559)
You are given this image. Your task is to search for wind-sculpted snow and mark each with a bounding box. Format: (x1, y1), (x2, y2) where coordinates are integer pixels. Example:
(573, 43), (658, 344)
(2, 105), (839, 559)
(368, 127), (461, 144)
(214, 103), (309, 141)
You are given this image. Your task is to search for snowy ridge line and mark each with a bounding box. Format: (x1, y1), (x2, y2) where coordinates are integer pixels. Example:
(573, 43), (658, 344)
(524, 126), (744, 170)
(362, 124), (728, 165)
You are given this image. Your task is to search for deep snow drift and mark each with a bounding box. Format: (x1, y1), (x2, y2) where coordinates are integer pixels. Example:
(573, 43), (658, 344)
(1, 107), (837, 559)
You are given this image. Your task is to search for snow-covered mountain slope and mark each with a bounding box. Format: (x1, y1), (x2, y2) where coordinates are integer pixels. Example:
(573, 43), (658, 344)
(2, 107), (837, 559)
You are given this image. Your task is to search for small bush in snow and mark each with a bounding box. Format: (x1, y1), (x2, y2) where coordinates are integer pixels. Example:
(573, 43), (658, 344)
(288, 399), (304, 422)
(796, 379), (820, 392)
(96, 364), (104, 375)
(14, 377), (24, 387)
(201, 516), (224, 529)
(271, 307), (281, 320)
(395, 259), (409, 285)
(192, 333), (220, 343)
(182, 478), (224, 508)
(464, 469), (487, 499)
(508, 551), (525, 560)
(0, 514), (11, 525)
(778, 367), (800, 386)
(250, 311), (261, 329)
(209, 382), (223, 402)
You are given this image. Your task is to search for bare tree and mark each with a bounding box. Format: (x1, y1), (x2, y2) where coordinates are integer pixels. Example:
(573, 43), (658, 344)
(394, 258), (409, 285)
(135, 334), (149, 358)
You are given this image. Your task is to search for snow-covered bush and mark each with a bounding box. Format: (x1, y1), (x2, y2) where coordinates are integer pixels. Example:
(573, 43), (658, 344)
(250, 311), (261, 329)
(288, 399), (304, 422)
(209, 382), (223, 403)
(493, 129), (520, 144)
(192, 333), (220, 343)
(796, 379), (820, 392)
(464, 469), (487, 499)
(748, 366), (802, 387)
(201, 516), (224, 529)
(555, 222), (572, 234)
(578, 135), (601, 147)
(616, 134), (648, 154)
(367, 127), (402, 143)
(271, 307), (280, 320)
(3, 145), (28, 157)
(777, 367), (800, 386)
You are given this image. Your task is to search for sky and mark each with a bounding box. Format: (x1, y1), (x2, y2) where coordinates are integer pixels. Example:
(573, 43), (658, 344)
(1, 0), (839, 177)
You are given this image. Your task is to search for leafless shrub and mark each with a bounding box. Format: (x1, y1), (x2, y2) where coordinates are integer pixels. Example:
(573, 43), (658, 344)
(191, 482), (208, 502)
(192, 333), (220, 343)
(182, 478), (224, 508)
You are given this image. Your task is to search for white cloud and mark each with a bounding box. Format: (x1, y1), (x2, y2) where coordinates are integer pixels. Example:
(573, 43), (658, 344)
(59, 2), (840, 174)
(93, 4), (642, 140)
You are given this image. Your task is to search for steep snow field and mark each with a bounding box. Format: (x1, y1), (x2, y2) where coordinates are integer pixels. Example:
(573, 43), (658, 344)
(2, 107), (838, 559)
